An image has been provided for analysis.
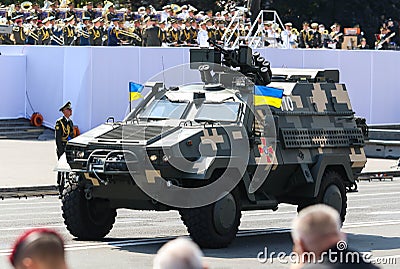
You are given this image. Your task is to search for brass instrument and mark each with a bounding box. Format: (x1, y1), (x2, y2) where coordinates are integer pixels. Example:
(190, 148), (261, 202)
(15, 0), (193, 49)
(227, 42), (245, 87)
(51, 34), (64, 45)
(7, 4), (15, 18)
(117, 28), (141, 42)
(170, 4), (181, 14)
(77, 28), (90, 38)
(25, 26), (39, 41)
(291, 28), (299, 36)
(21, 1), (32, 11)
(103, 1), (113, 16)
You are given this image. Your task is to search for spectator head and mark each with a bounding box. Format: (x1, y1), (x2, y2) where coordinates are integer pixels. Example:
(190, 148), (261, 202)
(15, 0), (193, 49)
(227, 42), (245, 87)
(361, 38), (367, 45)
(9, 228), (66, 269)
(292, 204), (345, 259)
(153, 237), (208, 269)
(302, 22), (309, 30)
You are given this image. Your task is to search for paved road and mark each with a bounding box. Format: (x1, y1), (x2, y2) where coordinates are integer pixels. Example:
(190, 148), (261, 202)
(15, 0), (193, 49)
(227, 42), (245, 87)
(0, 179), (399, 269)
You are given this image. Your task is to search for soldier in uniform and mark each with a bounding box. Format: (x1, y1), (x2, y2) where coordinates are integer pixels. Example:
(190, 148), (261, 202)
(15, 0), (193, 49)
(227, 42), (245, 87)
(124, 7), (134, 22)
(66, 3), (76, 20)
(107, 17), (120, 46)
(132, 19), (143, 46)
(89, 17), (103, 46)
(106, 4), (117, 23)
(143, 17), (161, 47)
(38, 17), (52, 45)
(206, 19), (215, 40)
(298, 22), (310, 48)
(84, 2), (95, 21)
(11, 3), (24, 19)
(159, 20), (167, 46)
(12, 18), (26, 45)
(25, 16), (39, 45)
(309, 22), (321, 48)
(214, 20), (226, 44)
(55, 101), (74, 159)
(190, 19), (198, 43)
(167, 19), (180, 46)
(180, 19), (193, 45)
(63, 16), (76, 45)
(51, 18), (63, 46)
(78, 17), (91, 46)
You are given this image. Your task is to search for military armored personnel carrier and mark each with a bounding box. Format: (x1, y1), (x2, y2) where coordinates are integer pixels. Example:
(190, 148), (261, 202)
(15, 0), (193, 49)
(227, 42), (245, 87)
(60, 43), (367, 248)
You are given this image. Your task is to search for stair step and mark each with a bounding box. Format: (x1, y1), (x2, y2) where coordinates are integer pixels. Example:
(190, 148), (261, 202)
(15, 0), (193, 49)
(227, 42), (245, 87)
(0, 126), (45, 132)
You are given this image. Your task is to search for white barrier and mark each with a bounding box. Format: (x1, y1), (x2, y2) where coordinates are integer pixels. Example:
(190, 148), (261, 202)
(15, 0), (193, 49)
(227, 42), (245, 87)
(0, 55), (26, 119)
(0, 45), (399, 132)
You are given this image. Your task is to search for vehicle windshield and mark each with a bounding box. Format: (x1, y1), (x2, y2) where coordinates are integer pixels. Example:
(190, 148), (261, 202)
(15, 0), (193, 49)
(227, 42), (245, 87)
(195, 102), (240, 122)
(139, 99), (188, 120)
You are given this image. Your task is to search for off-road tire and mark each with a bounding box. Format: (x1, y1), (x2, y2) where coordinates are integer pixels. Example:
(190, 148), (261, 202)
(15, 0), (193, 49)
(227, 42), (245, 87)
(179, 189), (241, 248)
(297, 170), (347, 223)
(62, 184), (117, 240)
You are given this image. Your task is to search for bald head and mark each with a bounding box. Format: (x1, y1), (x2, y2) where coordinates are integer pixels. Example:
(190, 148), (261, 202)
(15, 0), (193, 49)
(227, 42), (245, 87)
(153, 238), (207, 269)
(292, 204), (344, 256)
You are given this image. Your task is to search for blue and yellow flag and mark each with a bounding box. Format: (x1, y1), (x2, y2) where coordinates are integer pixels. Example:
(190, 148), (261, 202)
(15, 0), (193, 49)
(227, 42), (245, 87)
(254, 85), (284, 108)
(129, 82), (144, 101)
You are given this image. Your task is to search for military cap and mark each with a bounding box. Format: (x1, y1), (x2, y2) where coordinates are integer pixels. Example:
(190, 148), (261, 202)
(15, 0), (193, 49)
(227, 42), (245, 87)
(162, 5), (170, 9)
(26, 15), (33, 21)
(92, 17), (101, 23)
(68, 2), (73, 6)
(82, 17), (90, 21)
(150, 17), (158, 22)
(42, 17), (50, 23)
(12, 15), (23, 20)
(15, 19), (22, 24)
(48, 16), (55, 21)
(59, 101), (72, 112)
(302, 21), (309, 26)
(49, 1), (55, 6)
(330, 24), (336, 29)
(138, 6), (145, 12)
(111, 17), (120, 22)
(170, 19), (177, 24)
(284, 22), (292, 27)
(15, 2), (21, 7)
(181, 5), (188, 9)
(159, 20), (166, 25)
(199, 21), (206, 26)
(311, 22), (318, 28)
(188, 5), (197, 12)
(32, 16), (38, 20)
(87, 2), (93, 5)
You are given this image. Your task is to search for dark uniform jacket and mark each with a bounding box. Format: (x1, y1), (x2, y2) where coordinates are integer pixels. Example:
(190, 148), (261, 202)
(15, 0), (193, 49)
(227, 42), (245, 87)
(63, 24), (76, 45)
(106, 12), (117, 22)
(89, 26), (103, 46)
(180, 27), (192, 44)
(167, 28), (180, 45)
(84, 9), (96, 20)
(107, 25), (119, 46)
(39, 26), (52, 45)
(309, 30), (321, 48)
(13, 26), (26, 45)
(26, 26), (38, 45)
(66, 10), (76, 19)
(55, 117), (74, 159)
(143, 26), (162, 46)
(298, 29), (310, 48)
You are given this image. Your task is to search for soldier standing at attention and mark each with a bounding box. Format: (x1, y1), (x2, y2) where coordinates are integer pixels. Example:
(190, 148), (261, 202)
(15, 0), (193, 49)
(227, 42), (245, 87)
(89, 17), (103, 46)
(55, 101), (74, 159)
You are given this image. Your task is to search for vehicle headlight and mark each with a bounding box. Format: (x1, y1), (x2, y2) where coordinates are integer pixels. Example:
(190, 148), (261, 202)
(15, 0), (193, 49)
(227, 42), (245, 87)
(74, 150), (85, 159)
(149, 155), (158, 162)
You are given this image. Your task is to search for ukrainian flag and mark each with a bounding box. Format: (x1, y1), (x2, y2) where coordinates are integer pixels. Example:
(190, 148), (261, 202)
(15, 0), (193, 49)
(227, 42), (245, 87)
(129, 82), (144, 101)
(254, 85), (284, 108)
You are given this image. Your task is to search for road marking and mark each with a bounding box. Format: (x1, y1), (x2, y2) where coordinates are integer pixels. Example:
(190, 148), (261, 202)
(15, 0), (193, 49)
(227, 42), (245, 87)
(348, 191), (400, 197)
(366, 211), (400, 215)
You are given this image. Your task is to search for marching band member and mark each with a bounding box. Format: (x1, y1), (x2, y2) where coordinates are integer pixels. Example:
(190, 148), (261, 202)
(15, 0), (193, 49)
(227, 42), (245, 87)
(89, 17), (103, 46)
(142, 17), (161, 47)
(197, 21), (209, 47)
(161, 5), (170, 23)
(107, 17), (120, 46)
(38, 17), (52, 45)
(133, 19), (143, 46)
(319, 24), (330, 48)
(298, 22), (310, 48)
(329, 23), (344, 49)
(280, 22), (296, 49)
(191, 19), (198, 43)
(357, 38), (370, 49)
(12, 18), (26, 45)
(84, 2), (96, 21)
(25, 16), (39, 45)
(159, 20), (168, 46)
(78, 17), (91, 46)
(106, 3), (117, 23)
(66, 3), (76, 20)
(309, 22), (321, 48)
(167, 19), (180, 46)
(180, 18), (193, 45)
(63, 16), (76, 45)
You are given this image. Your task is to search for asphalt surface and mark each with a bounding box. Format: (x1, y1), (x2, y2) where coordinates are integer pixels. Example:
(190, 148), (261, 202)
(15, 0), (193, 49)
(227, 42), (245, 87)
(0, 179), (399, 269)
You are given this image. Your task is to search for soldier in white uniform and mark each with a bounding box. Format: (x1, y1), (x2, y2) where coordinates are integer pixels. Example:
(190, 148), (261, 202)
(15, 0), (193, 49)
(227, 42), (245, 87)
(280, 22), (296, 49)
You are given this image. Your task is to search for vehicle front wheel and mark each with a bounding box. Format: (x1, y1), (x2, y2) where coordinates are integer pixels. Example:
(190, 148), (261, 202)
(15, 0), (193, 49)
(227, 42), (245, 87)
(179, 189), (241, 248)
(297, 170), (347, 223)
(62, 184), (117, 240)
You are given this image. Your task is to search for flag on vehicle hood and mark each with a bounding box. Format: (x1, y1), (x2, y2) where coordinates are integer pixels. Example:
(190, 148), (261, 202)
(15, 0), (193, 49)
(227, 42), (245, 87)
(129, 82), (144, 101)
(254, 85), (284, 108)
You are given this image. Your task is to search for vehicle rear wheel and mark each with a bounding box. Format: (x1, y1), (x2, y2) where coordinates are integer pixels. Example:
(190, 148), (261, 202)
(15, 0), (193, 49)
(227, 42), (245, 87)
(297, 170), (347, 223)
(61, 184), (117, 240)
(179, 189), (241, 248)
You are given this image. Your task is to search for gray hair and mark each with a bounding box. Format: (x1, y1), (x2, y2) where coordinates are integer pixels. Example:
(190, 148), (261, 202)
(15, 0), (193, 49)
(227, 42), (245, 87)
(153, 237), (204, 269)
(292, 204), (342, 243)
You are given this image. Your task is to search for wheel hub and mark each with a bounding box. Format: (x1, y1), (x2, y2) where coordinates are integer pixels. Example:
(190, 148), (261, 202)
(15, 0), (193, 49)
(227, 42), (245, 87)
(213, 193), (237, 235)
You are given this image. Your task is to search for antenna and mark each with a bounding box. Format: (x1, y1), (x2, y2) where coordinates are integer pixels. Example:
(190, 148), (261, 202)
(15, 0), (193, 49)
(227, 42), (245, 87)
(161, 56), (166, 89)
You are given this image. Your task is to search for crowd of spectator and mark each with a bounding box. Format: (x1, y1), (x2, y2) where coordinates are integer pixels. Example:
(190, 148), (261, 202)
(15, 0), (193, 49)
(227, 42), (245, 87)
(0, 1), (398, 49)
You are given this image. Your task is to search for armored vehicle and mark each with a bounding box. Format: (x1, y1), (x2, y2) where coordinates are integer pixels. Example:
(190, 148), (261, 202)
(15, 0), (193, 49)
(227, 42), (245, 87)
(60, 43), (366, 248)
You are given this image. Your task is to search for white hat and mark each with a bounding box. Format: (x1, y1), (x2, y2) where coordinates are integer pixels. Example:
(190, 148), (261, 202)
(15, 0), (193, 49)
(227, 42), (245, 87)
(162, 5), (170, 9)
(284, 22), (292, 27)
(181, 5), (188, 9)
